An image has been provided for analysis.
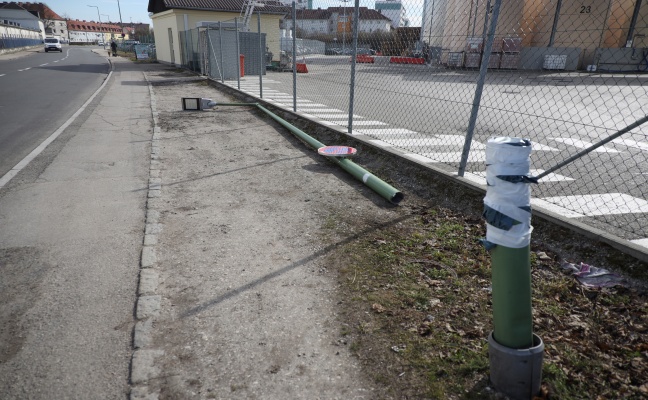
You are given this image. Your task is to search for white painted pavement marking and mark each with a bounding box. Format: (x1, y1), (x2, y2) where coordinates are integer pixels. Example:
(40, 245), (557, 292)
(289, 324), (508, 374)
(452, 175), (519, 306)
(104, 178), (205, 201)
(532, 143), (560, 151)
(276, 99), (313, 103)
(18, 68), (31, 71)
(296, 104), (332, 108)
(631, 238), (648, 248)
(421, 151), (487, 163)
(349, 121), (388, 126)
(356, 128), (417, 136)
(0, 74), (5, 77)
(295, 108), (341, 113)
(612, 138), (648, 152)
(311, 114), (359, 120)
(0, 71), (114, 188)
(553, 138), (619, 153)
(534, 193), (648, 216)
(40, 63), (49, 66)
(530, 198), (587, 218)
(371, 137), (558, 152)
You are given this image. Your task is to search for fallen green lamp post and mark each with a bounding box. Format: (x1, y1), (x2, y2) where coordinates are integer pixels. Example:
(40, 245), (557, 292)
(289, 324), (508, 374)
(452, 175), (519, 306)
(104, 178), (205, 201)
(198, 100), (403, 205)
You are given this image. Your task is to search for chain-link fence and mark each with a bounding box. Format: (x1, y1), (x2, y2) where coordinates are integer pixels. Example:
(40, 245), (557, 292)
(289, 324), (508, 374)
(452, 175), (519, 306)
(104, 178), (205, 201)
(177, 0), (648, 245)
(114, 35), (156, 60)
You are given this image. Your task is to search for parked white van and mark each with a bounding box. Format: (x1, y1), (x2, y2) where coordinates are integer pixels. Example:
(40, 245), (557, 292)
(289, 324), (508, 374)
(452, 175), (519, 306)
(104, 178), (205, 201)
(44, 37), (62, 52)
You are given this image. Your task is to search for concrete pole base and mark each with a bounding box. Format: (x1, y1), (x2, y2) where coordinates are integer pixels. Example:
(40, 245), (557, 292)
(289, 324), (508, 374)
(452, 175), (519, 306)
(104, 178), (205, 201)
(488, 331), (544, 399)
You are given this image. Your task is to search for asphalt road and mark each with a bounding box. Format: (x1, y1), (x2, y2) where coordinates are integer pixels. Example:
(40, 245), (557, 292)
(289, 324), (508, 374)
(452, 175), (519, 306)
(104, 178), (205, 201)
(0, 46), (108, 177)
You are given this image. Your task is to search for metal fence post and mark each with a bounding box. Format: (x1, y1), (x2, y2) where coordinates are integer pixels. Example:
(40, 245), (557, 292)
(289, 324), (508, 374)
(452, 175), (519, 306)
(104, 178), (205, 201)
(347, 0), (361, 134)
(458, 0), (502, 177)
(258, 11), (263, 98)
(206, 25), (211, 78)
(548, 0), (563, 47)
(292, 1), (297, 112)
(235, 18), (241, 90)
(219, 21), (224, 83)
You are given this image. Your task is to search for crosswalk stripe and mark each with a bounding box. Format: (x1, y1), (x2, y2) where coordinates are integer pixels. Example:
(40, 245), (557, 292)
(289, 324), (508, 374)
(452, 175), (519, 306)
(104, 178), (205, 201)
(356, 128), (417, 136)
(535, 193), (648, 216)
(631, 238), (648, 248)
(350, 121), (388, 126)
(421, 151), (487, 163)
(553, 138), (619, 153)
(612, 138), (648, 152)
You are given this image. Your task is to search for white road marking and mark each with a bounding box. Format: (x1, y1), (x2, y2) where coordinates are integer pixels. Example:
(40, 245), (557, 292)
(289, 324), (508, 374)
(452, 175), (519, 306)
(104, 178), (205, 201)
(0, 71), (114, 189)
(40, 63), (49, 66)
(356, 128), (417, 136)
(296, 104), (331, 108)
(530, 198), (585, 218)
(531, 143), (560, 151)
(296, 108), (341, 113)
(553, 138), (619, 153)
(534, 193), (648, 216)
(612, 138), (648, 152)
(421, 151), (487, 163)
(312, 113), (362, 120)
(18, 68), (31, 71)
(631, 238), (648, 248)
(349, 121), (388, 126)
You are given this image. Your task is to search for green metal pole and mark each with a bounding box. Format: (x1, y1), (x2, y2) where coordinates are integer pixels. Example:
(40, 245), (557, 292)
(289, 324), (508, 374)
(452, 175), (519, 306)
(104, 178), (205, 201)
(256, 103), (403, 204)
(210, 102), (403, 204)
(484, 137), (534, 350)
(491, 244), (533, 349)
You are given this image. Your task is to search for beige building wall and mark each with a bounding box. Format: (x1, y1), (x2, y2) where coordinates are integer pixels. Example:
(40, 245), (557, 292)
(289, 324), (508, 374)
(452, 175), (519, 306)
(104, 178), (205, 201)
(546, 0), (611, 49)
(521, 0), (556, 47)
(151, 10), (181, 65)
(424, 0), (644, 52)
(152, 9), (285, 65)
(438, 0), (525, 51)
(602, 0), (648, 48)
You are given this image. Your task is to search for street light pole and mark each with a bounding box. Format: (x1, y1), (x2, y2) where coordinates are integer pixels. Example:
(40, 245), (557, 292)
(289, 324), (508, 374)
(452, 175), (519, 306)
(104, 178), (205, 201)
(117, 0), (124, 39)
(101, 14), (109, 47)
(340, 0), (350, 53)
(87, 5), (103, 47)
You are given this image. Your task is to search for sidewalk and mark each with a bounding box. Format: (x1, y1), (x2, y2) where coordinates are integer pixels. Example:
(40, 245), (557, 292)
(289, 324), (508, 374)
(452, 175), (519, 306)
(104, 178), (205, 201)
(0, 52), (159, 398)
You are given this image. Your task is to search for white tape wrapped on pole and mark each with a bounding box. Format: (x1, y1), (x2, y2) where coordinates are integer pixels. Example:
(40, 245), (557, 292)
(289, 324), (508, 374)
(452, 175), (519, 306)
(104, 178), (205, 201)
(484, 137), (533, 249)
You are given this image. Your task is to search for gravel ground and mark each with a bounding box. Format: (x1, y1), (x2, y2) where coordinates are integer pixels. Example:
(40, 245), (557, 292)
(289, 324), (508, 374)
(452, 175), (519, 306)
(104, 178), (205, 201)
(139, 70), (402, 399)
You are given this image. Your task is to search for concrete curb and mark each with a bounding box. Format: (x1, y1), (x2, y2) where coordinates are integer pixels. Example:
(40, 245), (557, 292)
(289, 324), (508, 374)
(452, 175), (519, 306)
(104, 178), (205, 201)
(129, 72), (165, 400)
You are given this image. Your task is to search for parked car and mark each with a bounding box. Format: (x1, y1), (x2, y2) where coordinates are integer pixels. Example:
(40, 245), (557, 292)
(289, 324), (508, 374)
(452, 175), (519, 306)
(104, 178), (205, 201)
(44, 37), (62, 52)
(98, 41), (105, 46)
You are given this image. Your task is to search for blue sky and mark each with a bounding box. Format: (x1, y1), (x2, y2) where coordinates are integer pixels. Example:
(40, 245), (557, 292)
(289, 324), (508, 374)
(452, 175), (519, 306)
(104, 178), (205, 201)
(45, 0), (152, 24)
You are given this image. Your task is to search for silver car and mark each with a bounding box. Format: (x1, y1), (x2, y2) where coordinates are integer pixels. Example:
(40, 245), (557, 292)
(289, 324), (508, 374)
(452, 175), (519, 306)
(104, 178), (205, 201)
(44, 38), (62, 52)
